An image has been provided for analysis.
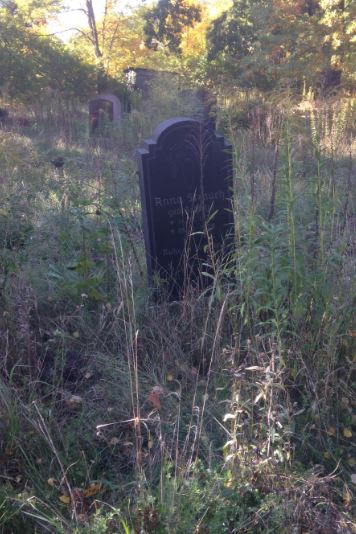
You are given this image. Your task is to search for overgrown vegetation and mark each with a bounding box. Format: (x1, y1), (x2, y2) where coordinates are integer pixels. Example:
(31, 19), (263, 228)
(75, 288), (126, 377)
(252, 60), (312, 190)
(0, 0), (355, 532)
(0, 85), (354, 533)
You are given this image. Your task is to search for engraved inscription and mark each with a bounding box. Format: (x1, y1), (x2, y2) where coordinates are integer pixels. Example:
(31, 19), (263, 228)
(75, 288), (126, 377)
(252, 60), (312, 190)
(163, 248), (181, 256)
(154, 196), (182, 207)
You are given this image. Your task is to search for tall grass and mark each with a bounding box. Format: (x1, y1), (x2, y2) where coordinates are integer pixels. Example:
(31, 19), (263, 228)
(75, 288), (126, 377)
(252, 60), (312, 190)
(0, 92), (355, 532)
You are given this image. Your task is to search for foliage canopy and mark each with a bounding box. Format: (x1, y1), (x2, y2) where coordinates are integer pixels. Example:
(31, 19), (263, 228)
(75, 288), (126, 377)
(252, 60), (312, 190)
(207, 0), (356, 92)
(0, 2), (96, 101)
(143, 0), (202, 54)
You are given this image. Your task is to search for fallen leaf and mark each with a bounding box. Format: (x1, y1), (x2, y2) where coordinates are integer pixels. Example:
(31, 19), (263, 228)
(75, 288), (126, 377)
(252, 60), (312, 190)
(73, 331), (80, 339)
(59, 495), (71, 504)
(66, 395), (83, 406)
(83, 483), (103, 498)
(47, 477), (57, 487)
(343, 428), (353, 438)
(327, 426), (336, 436)
(343, 483), (352, 507)
(166, 374), (174, 381)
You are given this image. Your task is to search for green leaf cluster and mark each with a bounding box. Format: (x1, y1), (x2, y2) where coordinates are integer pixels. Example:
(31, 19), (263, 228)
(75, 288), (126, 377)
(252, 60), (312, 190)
(0, 5), (97, 101)
(144, 0), (202, 54)
(207, 0), (355, 92)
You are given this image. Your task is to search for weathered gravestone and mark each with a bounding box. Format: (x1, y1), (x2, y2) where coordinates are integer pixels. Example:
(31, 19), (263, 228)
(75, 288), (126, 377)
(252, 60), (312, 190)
(125, 68), (178, 99)
(137, 117), (233, 301)
(89, 93), (122, 135)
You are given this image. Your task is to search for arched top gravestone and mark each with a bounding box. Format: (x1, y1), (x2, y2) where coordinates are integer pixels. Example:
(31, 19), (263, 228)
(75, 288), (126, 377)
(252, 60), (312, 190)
(88, 93), (122, 134)
(137, 117), (234, 301)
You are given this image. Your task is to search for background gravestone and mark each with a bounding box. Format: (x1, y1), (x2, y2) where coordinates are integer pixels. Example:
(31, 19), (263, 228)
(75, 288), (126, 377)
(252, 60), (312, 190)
(137, 117), (233, 300)
(89, 93), (122, 135)
(124, 68), (178, 99)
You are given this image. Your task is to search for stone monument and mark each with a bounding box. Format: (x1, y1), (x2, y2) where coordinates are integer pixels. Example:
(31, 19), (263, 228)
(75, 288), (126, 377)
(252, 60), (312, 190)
(137, 117), (233, 300)
(89, 93), (122, 134)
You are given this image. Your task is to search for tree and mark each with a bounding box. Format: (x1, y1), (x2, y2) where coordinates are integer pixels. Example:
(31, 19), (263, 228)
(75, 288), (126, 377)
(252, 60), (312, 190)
(0, 0), (63, 27)
(316, 0), (355, 91)
(207, 0), (276, 90)
(206, 0), (355, 93)
(0, 6), (96, 101)
(143, 0), (202, 54)
(207, 0), (261, 62)
(70, 7), (159, 81)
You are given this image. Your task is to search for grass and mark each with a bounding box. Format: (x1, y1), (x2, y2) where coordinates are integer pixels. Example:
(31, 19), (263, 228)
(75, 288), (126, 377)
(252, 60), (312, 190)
(0, 89), (355, 533)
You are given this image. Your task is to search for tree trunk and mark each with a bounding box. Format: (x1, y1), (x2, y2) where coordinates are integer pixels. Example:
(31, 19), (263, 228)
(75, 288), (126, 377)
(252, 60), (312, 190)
(85, 0), (102, 58)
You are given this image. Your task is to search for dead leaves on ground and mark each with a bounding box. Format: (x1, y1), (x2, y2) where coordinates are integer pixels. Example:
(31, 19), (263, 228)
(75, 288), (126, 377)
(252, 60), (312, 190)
(47, 478), (103, 512)
(57, 483), (104, 523)
(58, 483), (103, 500)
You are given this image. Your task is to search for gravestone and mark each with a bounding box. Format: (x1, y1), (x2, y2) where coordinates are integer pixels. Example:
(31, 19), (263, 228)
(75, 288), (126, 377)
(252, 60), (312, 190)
(124, 68), (179, 98)
(137, 117), (233, 301)
(89, 93), (122, 134)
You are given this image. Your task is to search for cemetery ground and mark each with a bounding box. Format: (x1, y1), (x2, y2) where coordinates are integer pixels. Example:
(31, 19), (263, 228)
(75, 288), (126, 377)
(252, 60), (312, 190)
(0, 91), (355, 533)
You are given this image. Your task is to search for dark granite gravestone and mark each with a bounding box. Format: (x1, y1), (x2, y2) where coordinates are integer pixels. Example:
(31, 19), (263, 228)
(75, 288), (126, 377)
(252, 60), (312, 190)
(89, 93), (122, 134)
(137, 117), (233, 301)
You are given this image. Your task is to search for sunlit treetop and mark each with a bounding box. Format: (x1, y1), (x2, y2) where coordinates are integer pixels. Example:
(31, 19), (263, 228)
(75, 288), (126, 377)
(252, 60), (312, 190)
(143, 0), (202, 54)
(0, 0), (63, 26)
